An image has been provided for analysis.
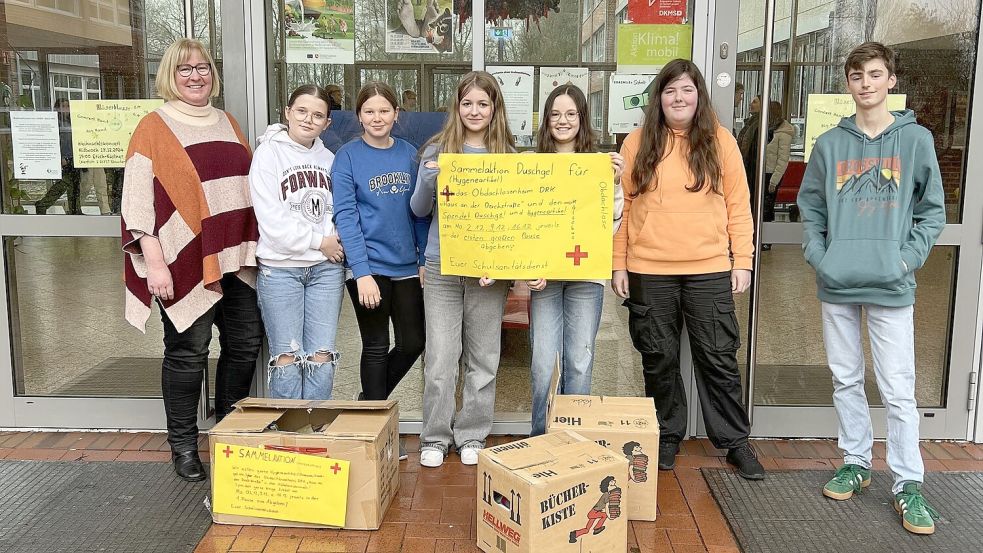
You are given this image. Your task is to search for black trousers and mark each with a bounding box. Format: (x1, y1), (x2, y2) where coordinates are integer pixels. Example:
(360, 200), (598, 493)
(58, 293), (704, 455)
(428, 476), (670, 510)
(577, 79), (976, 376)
(160, 273), (263, 452)
(36, 169), (81, 214)
(763, 172), (777, 223)
(625, 272), (751, 449)
(346, 275), (425, 400)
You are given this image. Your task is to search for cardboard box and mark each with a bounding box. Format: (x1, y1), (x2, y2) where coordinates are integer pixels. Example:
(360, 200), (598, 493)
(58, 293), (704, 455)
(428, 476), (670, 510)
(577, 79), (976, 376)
(476, 431), (628, 553)
(546, 363), (659, 521)
(208, 397), (400, 530)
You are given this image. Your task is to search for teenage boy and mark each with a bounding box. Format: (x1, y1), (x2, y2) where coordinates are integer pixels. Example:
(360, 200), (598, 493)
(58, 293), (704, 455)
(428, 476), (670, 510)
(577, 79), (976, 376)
(797, 41), (945, 535)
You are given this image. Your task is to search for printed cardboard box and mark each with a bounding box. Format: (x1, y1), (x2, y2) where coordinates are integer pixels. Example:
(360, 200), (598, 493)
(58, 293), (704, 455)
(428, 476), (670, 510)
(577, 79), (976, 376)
(546, 362), (659, 521)
(208, 397), (399, 530)
(476, 431), (628, 553)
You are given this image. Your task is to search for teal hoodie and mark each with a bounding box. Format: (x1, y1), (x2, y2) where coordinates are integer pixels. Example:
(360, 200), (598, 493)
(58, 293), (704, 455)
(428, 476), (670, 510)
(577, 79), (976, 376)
(797, 109), (945, 307)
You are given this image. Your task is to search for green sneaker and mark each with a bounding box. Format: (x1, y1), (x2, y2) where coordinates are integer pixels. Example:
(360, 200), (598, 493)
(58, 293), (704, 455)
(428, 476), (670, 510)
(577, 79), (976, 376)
(822, 464), (871, 500)
(894, 482), (939, 535)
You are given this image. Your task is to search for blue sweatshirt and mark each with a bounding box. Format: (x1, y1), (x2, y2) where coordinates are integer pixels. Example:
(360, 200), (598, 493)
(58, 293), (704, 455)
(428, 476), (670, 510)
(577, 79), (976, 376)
(331, 137), (430, 279)
(797, 109), (945, 307)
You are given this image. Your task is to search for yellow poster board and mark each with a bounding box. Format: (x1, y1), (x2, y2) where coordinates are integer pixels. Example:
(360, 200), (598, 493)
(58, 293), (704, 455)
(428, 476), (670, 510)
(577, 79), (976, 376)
(212, 442), (350, 526)
(437, 153), (614, 279)
(804, 94), (906, 161)
(70, 99), (163, 167)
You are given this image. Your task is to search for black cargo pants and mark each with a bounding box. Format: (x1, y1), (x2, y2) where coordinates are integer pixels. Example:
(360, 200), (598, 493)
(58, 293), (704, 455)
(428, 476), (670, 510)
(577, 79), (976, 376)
(624, 271), (751, 449)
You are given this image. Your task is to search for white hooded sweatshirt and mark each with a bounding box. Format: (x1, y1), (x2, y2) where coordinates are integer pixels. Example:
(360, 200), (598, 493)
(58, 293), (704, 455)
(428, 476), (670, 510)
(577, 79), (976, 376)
(249, 123), (336, 267)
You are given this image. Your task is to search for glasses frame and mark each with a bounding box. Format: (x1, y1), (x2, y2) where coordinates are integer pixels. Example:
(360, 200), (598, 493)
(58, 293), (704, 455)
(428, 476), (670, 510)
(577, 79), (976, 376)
(288, 106), (330, 125)
(176, 63), (212, 78)
(548, 110), (580, 123)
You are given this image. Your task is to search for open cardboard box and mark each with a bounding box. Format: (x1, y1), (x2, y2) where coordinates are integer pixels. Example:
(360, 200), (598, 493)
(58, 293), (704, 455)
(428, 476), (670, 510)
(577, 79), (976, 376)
(545, 359), (659, 521)
(208, 397), (400, 530)
(476, 430), (628, 553)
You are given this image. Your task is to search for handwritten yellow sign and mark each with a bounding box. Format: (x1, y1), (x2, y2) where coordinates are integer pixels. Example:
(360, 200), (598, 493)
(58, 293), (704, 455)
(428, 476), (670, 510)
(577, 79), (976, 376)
(212, 442), (350, 526)
(70, 99), (163, 168)
(804, 94), (906, 161)
(438, 153), (614, 279)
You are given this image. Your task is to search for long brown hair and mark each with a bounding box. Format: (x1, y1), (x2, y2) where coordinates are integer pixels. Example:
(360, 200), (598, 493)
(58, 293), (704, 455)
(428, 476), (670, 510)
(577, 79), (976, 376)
(424, 71), (515, 154)
(535, 85), (597, 153)
(631, 59), (722, 196)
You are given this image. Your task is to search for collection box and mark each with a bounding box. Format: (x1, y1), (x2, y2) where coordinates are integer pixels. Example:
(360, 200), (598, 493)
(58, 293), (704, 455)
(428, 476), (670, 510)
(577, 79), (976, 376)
(208, 397), (400, 530)
(476, 431), (628, 553)
(546, 362), (660, 521)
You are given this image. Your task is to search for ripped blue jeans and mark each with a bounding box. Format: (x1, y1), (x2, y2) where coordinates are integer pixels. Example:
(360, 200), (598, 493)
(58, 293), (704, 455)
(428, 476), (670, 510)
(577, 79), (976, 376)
(257, 261), (345, 399)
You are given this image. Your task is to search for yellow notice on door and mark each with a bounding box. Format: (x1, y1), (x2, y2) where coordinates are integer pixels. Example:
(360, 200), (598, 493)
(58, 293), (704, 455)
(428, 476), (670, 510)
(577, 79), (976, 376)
(212, 442), (350, 527)
(437, 152), (614, 280)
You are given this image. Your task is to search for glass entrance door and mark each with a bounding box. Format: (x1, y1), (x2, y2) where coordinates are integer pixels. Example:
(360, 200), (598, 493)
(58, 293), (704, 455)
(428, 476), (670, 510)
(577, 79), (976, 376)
(0, 0), (235, 428)
(707, 0), (983, 439)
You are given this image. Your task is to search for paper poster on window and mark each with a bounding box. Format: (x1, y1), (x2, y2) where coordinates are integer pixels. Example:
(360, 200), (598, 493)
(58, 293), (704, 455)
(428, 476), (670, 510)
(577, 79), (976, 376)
(283, 0), (355, 64)
(804, 94), (906, 161)
(437, 153), (614, 280)
(617, 24), (692, 73)
(538, 67), (590, 119)
(608, 73), (658, 134)
(385, 0), (454, 54)
(11, 111), (61, 180)
(70, 99), (164, 168)
(487, 66), (535, 137)
(628, 0), (687, 24)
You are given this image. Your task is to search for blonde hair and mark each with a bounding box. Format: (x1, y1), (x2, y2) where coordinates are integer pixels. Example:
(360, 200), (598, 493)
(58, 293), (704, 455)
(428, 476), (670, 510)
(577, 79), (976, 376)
(423, 71), (514, 154)
(155, 38), (221, 102)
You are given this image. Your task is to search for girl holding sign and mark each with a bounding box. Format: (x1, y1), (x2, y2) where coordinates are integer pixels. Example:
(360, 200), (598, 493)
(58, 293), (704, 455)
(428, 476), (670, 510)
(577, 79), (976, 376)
(331, 81), (429, 462)
(611, 59), (765, 480)
(249, 84), (343, 401)
(526, 85), (625, 436)
(410, 71), (514, 468)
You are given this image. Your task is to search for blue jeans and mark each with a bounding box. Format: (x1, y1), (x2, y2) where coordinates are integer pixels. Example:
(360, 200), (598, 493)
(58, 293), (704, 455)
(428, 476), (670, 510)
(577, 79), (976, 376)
(529, 280), (604, 436)
(822, 302), (924, 494)
(257, 262), (345, 399)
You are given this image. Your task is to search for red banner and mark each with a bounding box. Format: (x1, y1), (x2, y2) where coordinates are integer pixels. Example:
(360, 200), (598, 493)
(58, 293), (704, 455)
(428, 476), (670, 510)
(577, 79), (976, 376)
(628, 0), (687, 24)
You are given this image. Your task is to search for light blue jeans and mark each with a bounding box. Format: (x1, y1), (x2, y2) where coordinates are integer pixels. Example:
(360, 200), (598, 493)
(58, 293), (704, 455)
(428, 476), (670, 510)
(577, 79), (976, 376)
(420, 260), (509, 454)
(821, 302), (924, 494)
(529, 280), (604, 436)
(257, 262), (345, 400)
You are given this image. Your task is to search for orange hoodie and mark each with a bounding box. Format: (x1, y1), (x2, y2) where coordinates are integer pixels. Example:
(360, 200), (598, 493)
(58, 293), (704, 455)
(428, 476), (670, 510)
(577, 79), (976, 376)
(613, 125), (754, 275)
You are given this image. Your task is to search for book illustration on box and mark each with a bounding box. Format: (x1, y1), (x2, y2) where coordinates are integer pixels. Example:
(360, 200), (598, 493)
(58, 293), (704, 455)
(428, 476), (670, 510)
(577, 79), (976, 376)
(568, 475), (622, 543)
(623, 441), (650, 483)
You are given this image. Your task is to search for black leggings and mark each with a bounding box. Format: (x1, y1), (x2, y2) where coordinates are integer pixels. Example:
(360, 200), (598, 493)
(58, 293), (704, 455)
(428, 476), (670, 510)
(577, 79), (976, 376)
(346, 275), (426, 400)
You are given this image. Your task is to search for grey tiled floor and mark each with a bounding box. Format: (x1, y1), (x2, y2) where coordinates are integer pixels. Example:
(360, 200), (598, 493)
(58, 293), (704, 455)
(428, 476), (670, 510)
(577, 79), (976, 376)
(8, 236), (953, 412)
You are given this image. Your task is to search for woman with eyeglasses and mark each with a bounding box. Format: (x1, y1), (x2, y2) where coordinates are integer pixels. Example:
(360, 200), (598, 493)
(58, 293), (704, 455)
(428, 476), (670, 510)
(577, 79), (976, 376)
(526, 85), (625, 436)
(121, 38), (262, 482)
(249, 84), (344, 400)
(331, 81), (429, 460)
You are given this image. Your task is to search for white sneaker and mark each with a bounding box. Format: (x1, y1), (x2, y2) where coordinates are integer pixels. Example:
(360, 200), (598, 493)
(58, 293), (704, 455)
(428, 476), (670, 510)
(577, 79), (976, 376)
(420, 447), (444, 468)
(398, 438), (408, 461)
(460, 447), (480, 466)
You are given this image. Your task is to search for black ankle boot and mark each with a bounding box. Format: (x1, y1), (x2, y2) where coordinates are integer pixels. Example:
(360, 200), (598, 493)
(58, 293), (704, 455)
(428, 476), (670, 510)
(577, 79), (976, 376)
(172, 450), (206, 482)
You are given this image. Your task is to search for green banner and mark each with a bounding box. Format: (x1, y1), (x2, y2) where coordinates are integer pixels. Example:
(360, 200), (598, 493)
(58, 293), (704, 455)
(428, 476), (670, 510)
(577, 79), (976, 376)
(617, 24), (693, 73)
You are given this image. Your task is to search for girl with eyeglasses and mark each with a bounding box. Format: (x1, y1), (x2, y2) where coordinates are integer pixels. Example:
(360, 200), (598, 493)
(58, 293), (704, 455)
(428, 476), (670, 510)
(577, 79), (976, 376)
(410, 71), (515, 468)
(248, 84), (344, 400)
(525, 85), (625, 436)
(331, 82), (429, 459)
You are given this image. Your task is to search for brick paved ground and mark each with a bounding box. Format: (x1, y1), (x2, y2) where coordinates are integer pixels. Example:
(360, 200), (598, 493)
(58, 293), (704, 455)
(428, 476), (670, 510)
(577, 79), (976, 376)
(1, 431), (982, 552)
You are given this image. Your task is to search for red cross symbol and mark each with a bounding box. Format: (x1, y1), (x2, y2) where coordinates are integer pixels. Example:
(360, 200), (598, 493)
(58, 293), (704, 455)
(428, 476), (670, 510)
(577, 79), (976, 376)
(440, 185), (456, 202)
(330, 463), (342, 475)
(566, 245), (588, 266)
(223, 446), (234, 458)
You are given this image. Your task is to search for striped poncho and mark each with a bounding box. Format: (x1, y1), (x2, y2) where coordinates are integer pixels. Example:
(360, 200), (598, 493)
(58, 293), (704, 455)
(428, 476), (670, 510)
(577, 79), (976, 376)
(121, 102), (259, 333)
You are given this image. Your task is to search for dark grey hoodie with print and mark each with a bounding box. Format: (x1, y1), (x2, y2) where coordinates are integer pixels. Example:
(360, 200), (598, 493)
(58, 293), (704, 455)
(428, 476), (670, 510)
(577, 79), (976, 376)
(797, 109), (945, 307)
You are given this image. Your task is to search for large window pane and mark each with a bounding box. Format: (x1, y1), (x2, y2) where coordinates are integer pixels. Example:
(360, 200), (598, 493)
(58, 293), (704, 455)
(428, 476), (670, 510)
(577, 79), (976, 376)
(1, 0), (225, 216)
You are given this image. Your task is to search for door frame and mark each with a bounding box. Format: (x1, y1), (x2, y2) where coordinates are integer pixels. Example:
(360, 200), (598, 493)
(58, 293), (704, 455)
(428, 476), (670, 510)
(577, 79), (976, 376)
(702, 0), (983, 440)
